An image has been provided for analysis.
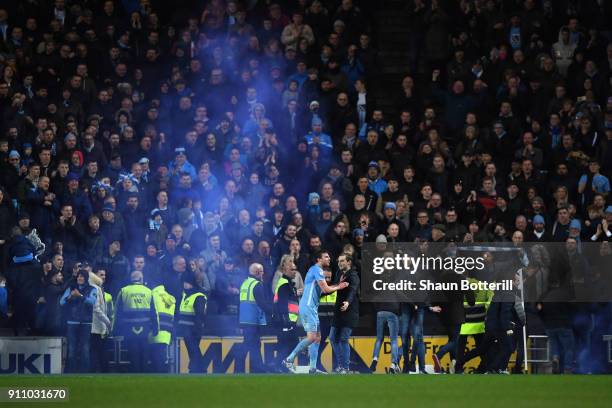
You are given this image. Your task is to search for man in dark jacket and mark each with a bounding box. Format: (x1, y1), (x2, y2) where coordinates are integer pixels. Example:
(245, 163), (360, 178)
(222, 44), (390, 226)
(40, 268), (67, 336)
(82, 215), (104, 262)
(329, 253), (359, 373)
(96, 240), (129, 297)
(537, 293), (575, 374)
(99, 205), (127, 248)
(60, 173), (92, 221)
(25, 176), (59, 244)
(6, 236), (42, 334)
(477, 289), (517, 373)
(432, 268), (475, 374)
(53, 204), (84, 262)
(121, 194), (147, 257)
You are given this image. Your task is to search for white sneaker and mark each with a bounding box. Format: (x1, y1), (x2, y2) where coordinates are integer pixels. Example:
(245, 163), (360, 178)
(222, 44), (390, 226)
(282, 359), (296, 373)
(449, 359), (456, 374)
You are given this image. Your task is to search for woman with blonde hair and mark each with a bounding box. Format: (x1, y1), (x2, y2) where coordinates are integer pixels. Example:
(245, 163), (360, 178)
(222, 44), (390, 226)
(272, 254), (304, 296)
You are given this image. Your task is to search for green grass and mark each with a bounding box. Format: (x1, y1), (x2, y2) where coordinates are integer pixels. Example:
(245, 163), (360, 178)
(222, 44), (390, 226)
(1, 375), (611, 407)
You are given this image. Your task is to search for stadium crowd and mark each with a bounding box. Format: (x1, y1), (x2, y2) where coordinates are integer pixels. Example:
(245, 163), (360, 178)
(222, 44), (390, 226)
(0, 0), (611, 374)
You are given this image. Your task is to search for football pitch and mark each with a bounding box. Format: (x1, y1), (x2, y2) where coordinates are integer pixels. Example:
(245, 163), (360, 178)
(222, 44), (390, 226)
(1, 375), (612, 407)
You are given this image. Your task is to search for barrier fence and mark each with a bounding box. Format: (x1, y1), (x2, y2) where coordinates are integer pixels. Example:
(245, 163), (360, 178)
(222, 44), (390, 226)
(11, 334), (612, 374)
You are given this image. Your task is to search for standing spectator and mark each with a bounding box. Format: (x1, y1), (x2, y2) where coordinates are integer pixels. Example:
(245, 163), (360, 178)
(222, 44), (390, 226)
(88, 270), (111, 373)
(329, 253), (359, 373)
(60, 269), (96, 373)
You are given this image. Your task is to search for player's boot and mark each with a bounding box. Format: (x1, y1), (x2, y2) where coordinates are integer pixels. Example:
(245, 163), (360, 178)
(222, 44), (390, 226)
(282, 359), (295, 373)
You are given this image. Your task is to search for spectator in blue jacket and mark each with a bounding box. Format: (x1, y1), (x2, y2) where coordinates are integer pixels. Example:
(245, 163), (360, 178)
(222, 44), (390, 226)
(60, 269), (96, 373)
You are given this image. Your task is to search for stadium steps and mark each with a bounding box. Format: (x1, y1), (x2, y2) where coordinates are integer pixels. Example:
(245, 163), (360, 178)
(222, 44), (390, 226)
(372, 1), (412, 117)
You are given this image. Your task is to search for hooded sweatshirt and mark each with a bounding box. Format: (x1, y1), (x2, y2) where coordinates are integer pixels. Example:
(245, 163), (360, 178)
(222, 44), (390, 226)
(89, 272), (111, 336)
(552, 27), (577, 76)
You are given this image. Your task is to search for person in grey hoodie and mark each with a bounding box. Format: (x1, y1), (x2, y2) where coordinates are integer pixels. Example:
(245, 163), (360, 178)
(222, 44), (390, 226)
(552, 27), (577, 77)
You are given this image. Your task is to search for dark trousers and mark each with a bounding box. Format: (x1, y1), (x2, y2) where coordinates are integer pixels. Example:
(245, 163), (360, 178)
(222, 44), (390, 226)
(184, 333), (204, 373)
(90, 333), (109, 373)
(66, 323), (91, 373)
(317, 317), (331, 371)
(478, 330), (514, 372)
(455, 333), (484, 373)
(511, 329), (525, 373)
(150, 342), (169, 373)
(436, 324), (461, 361)
(125, 336), (148, 373)
(238, 325), (265, 373)
(276, 327), (298, 368)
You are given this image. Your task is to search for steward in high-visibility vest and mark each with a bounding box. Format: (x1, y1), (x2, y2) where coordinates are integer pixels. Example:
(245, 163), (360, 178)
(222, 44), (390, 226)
(274, 276), (299, 325)
(178, 287), (207, 373)
(113, 271), (158, 372)
(177, 289), (207, 336)
(318, 290), (337, 318)
(239, 275), (267, 326)
(148, 284), (176, 373)
(149, 285), (176, 345)
(273, 269), (300, 370)
(237, 264), (271, 373)
(460, 278), (494, 335)
(455, 277), (494, 373)
(114, 274), (157, 338)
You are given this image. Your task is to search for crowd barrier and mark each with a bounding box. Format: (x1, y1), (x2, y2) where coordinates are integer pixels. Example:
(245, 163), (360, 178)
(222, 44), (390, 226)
(7, 334), (597, 374)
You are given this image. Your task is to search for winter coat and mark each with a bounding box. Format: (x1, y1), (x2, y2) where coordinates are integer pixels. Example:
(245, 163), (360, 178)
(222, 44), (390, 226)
(89, 272), (111, 336)
(332, 268), (360, 328)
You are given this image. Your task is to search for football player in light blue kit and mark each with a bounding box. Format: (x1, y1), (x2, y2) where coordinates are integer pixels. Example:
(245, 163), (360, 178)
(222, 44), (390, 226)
(283, 250), (348, 374)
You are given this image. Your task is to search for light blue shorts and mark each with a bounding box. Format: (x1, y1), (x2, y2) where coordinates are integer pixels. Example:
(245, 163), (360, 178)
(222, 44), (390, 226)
(300, 310), (320, 333)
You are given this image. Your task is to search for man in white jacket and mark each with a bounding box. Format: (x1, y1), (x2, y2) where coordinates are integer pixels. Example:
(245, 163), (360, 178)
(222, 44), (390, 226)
(89, 271), (112, 372)
(552, 27), (577, 77)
